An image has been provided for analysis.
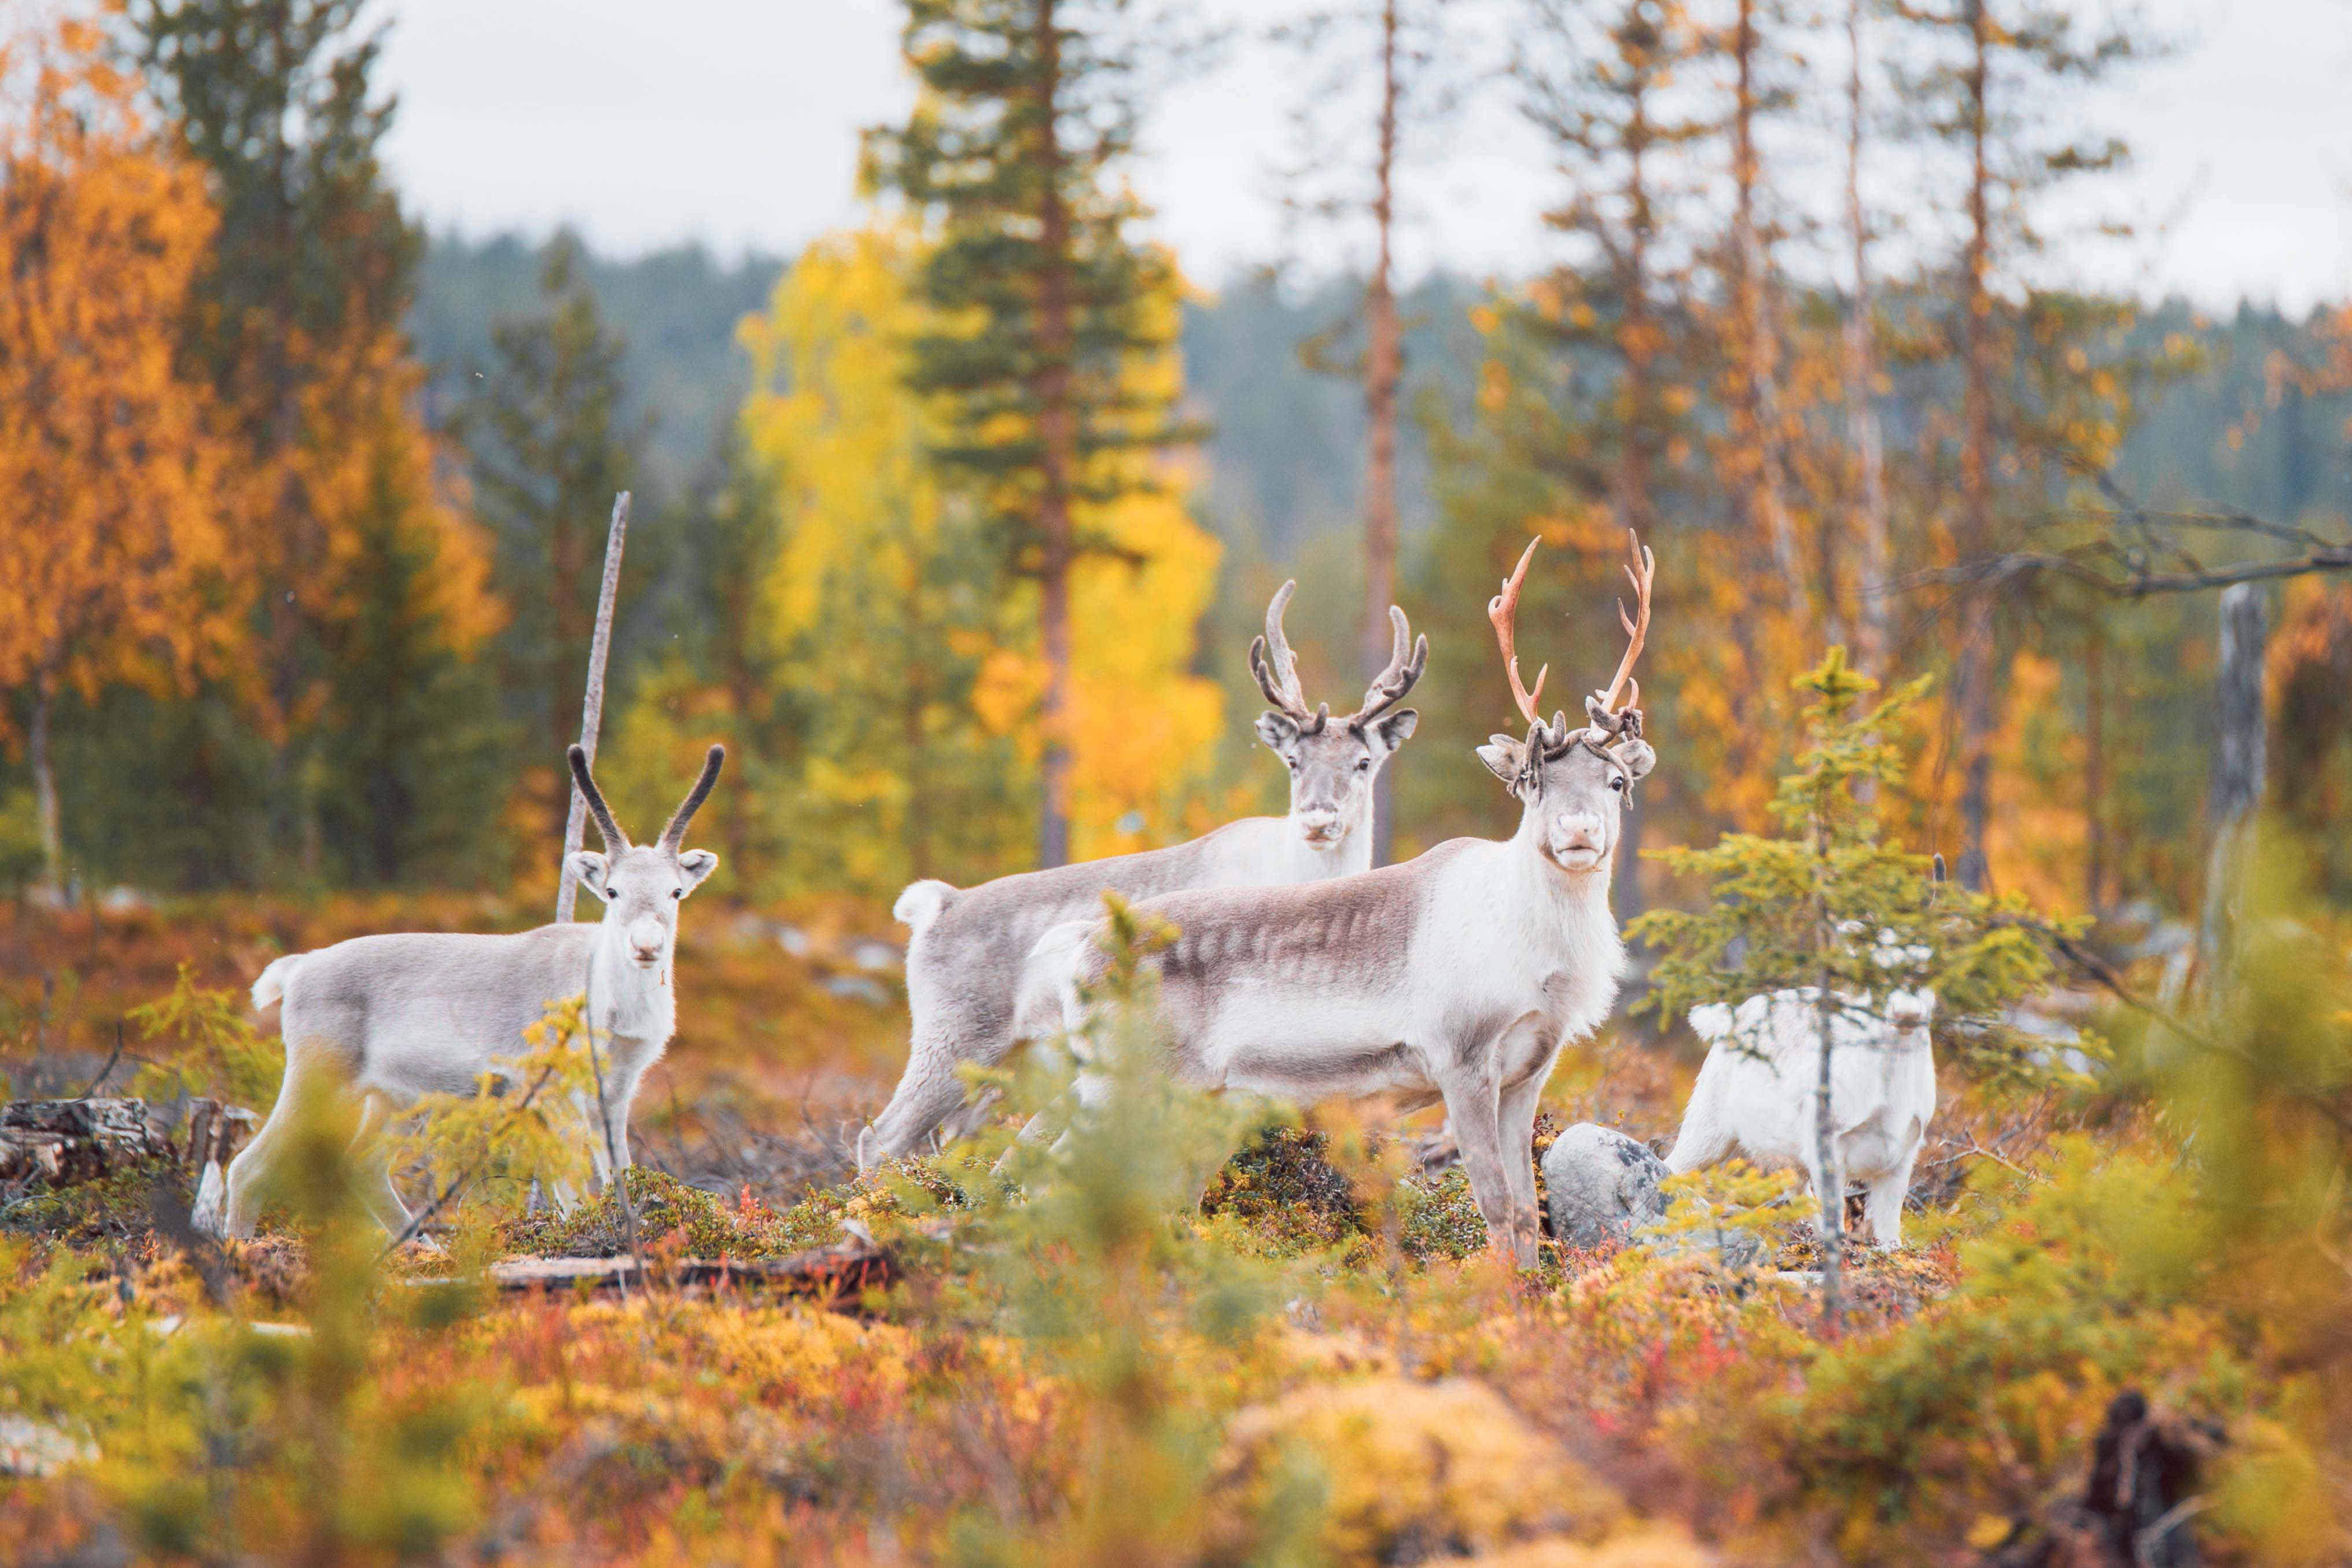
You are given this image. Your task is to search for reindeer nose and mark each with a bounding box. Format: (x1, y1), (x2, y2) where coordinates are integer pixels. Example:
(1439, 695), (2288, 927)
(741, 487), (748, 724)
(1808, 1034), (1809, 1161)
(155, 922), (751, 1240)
(1556, 818), (1603, 853)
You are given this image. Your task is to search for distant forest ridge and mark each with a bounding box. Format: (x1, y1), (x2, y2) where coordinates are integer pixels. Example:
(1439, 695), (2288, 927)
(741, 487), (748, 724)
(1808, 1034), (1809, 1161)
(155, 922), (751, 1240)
(413, 230), (2352, 558)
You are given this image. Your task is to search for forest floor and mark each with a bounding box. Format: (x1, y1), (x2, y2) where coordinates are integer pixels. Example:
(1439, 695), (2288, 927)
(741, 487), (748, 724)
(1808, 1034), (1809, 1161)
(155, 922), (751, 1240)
(0, 893), (2321, 1566)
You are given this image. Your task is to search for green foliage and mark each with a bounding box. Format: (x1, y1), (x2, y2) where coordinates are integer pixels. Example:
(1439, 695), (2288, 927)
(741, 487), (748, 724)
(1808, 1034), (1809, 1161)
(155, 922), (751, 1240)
(1198, 1125), (1367, 1259)
(930, 892), (1306, 1562)
(129, 0), (416, 377)
(126, 962), (281, 1108)
(382, 995), (603, 1239)
(455, 235), (647, 842)
(864, 0), (1194, 544)
(1629, 650), (2084, 1085)
(1652, 1158), (1807, 1261)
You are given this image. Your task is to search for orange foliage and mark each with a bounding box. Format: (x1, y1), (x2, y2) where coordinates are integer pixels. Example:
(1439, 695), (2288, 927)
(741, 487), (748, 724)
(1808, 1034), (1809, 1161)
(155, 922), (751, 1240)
(0, 14), (237, 719)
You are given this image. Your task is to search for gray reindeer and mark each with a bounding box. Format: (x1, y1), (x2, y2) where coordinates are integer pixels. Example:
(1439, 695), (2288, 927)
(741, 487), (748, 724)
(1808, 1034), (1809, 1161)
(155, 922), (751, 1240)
(216, 744), (724, 1238)
(857, 581), (1428, 1169)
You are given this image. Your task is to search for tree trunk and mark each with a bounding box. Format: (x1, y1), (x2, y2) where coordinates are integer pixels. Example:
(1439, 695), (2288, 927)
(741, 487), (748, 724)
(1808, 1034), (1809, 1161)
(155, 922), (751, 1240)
(1614, 80), (1655, 921)
(1813, 978), (1843, 1335)
(1363, 0), (1404, 867)
(2085, 623), (2108, 915)
(30, 664), (62, 902)
(2198, 583), (2268, 986)
(1845, 0), (1892, 679)
(1731, 0), (1803, 621)
(1620, 90), (1655, 549)
(1953, 0), (1997, 892)
(1033, 0), (1076, 871)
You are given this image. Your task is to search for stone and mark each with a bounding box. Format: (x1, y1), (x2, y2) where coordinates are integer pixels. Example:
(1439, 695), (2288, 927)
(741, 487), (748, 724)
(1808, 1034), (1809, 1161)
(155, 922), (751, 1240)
(1540, 1122), (1769, 1268)
(1541, 1123), (1670, 1249)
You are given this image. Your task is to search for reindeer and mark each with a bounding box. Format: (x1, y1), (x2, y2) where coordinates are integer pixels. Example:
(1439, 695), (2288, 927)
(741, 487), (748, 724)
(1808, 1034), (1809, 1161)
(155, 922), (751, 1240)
(216, 745), (724, 1239)
(857, 583), (1427, 1169)
(1044, 534), (1657, 1265)
(1667, 986), (1938, 1247)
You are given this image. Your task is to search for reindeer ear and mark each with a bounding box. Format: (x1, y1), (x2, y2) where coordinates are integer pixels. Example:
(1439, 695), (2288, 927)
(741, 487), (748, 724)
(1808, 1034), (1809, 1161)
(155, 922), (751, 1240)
(1256, 711), (1301, 752)
(1371, 707), (1418, 754)
(567, 851), (612, 901)
(1614, 738), (1657, 782)
(1477, 734), (1527, 790)
(677, 849), (718, 893)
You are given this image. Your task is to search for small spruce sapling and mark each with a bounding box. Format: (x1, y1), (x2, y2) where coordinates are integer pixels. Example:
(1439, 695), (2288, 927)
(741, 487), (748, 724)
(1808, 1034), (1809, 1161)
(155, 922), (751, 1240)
(1629, 650), (2084, 1326)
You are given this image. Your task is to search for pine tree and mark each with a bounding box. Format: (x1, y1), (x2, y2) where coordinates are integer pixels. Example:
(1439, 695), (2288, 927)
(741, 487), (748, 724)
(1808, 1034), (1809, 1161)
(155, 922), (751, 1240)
(864, 0), (1201, 868)
(455, 235), (646, 842)
(128, 0), (498, 881)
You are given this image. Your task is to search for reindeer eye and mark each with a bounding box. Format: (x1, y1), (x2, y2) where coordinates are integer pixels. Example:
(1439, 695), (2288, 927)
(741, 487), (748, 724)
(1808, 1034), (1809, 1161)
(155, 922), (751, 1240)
(1355, 758), (1371, 772)
(671, 888), (682, 899)
(1609, 775), (1626, 792)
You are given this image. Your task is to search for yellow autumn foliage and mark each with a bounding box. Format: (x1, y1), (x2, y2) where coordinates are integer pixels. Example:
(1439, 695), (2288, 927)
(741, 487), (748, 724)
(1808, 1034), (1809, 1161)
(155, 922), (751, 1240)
(738, 218), (1223, 888)
(1213, 1377), (1631, 1563)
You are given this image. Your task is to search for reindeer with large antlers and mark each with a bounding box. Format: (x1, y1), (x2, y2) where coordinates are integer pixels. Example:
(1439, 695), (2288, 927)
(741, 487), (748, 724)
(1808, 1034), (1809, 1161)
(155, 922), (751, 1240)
(1040, 532), (1658, 1264)
(857, 584), (1427, 1169)
(215, 745), (727, 1238)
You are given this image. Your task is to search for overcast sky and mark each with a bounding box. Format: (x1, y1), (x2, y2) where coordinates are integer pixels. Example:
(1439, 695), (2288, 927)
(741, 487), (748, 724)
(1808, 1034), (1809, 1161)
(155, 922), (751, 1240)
(374, 0), (2352, 312)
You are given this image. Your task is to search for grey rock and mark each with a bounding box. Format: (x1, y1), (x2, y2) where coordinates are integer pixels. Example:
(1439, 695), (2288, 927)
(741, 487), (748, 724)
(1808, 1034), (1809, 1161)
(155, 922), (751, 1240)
(1541, 1122), (1769, 1268)
(1542, 1123), (1671, 1249)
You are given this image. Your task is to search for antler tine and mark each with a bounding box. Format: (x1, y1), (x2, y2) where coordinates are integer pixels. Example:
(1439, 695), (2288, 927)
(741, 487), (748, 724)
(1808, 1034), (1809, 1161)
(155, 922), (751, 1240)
(1487, 538), (1549, 729)
(567, 745), (628, 853)
(1349, 603), (1429, 728)
(658, 745), (726, 855)
(1595, 529), (1653, 717)
(1249, 579), (1319, 727)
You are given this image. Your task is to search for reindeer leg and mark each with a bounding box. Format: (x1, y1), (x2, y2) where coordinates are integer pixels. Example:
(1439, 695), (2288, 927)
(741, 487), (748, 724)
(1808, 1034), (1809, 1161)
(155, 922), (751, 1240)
(1441, 1070), (1532, 1267)
(349, 1092), (418, 1241)
(1499, 1069), (1548, 1245)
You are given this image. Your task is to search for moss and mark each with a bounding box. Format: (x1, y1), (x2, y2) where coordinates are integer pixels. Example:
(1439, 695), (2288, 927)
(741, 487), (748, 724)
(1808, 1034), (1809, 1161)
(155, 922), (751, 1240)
(3, 1165), (184, 1246)
(498, 1168), (812, 1261)
(1396, 1170), (1492, 1264)
(1199, 1127), (1368, 1257)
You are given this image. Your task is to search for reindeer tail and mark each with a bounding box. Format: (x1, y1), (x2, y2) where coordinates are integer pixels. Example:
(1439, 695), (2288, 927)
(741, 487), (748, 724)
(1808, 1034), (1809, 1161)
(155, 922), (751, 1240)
(251, 954), (307, 1012)
(892, 879), (958, 937)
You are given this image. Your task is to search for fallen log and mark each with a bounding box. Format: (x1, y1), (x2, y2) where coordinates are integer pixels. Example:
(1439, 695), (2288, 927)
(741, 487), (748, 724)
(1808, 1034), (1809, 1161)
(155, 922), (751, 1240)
(463, 1232), (903, 1305)
(0, 1098), (257, 1228)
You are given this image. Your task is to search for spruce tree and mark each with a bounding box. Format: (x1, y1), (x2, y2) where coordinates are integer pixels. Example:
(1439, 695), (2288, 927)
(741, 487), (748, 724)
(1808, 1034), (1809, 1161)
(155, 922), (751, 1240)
(865, 0), (1197, 868)
(455, 235), (645, 842)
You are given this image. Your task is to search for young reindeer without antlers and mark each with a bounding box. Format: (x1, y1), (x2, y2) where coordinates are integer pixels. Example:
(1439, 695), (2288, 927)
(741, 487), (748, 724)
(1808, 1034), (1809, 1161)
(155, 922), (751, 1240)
(217, 745), (726, 1238)
(1042, 532), (1658, 1264)
(857, 583), (1428, 1170)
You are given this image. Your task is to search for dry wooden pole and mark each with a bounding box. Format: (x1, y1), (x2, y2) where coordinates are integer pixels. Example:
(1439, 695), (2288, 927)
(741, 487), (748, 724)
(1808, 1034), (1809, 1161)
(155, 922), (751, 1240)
(556, 492), (631, 923)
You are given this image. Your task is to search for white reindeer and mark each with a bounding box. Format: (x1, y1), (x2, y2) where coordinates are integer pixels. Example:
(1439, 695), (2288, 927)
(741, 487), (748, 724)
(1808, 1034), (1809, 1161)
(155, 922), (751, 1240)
(217, 744), (724, 1239)
(1665, 987), (1937, 1247)
(1043, 533), (1657, 1265)
(856, 583), (1427, 1169)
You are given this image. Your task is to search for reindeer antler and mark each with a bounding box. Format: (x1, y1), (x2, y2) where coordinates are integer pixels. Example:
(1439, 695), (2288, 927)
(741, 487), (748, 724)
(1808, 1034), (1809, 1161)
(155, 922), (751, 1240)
(1348, 605), (1428, 730)
(658, 745), (726, 855)
(567, 745), (628, 853)
(1250, 580), (1328, 733)
(1488, 538), (1549, 729)
(1592, 529), (1653, 723)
